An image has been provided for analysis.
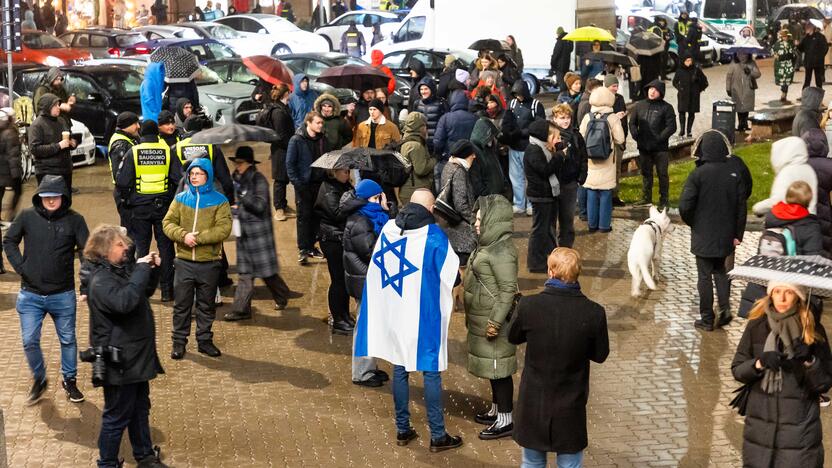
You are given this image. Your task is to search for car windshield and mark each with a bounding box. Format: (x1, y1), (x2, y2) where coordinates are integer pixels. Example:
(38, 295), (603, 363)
(196, 65), (223, 85)
(206, 42), (238, 59)
(263, 17), (300, 33)
(332, 56), (369, 66)
(23, 33), (67, 49)
(704, 0), (746, 20)
(452, 49), (477, 66)
(115, 34), (146, 47)
(94, 70), (144, 99)
(205, 24), (242, 39)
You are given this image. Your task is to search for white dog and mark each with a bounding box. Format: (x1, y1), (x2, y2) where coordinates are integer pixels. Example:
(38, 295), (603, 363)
(627, 206), (675, 297)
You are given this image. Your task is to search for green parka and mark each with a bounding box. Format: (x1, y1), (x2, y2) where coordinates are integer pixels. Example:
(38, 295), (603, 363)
(463, 194), (518, 379)
(398, 111), (435, 204)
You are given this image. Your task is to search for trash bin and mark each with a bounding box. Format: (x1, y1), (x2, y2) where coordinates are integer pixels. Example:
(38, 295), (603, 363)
(712, 100), (736, 145)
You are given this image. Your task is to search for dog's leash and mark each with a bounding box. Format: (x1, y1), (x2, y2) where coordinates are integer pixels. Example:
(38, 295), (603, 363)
(643, 219), (662, 237)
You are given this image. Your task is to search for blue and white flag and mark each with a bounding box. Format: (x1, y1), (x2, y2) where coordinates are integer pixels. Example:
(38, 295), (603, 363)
(354, 220), (459, 372)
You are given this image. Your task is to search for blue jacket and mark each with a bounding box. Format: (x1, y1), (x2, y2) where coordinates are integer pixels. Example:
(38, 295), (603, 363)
(288, 73), (320, 128)
(433, 90), (477, 158)
(141, 62), (165, 123)
(286, 127), (328, 186)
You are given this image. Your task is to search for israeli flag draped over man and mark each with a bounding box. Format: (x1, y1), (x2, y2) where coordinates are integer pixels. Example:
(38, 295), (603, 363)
(354, 219), (459, 372)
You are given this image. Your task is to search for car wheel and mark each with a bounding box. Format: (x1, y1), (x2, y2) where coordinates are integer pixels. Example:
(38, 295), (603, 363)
(521, 73), (539, 96)
(272, 44), (292, 56)
(319, 35), (333, 51)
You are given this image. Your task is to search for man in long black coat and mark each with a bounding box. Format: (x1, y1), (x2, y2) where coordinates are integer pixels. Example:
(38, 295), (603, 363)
(799, 22), (829, 89)
(550, 27), (573, 93)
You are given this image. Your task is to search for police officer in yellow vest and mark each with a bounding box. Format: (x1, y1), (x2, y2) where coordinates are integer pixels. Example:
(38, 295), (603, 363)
(649, 17), (673, 80)
(675, 11), (691, 56)
(109, 112), (140, 227)
(157, 110), (181, 149)
(340, 21), (366, 58)
(116, 119), (183, 302)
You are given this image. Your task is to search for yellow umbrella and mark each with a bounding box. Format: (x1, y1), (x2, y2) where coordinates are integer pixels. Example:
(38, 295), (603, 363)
(563, 26), (615, 42)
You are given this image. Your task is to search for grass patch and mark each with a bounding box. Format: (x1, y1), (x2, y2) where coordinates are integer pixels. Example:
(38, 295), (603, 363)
(618, 141), (775, 210)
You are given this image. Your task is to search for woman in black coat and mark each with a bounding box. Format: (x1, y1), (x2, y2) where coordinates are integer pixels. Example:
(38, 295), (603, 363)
(509, 247), (609, 464)
(523, 120), (561, 273)
(81, 225), (167, 468)
(0, 109), (22, 222)
(315, 168), (353, 334)
(731, 282), (832, 467)
(264, 84), (295, 219)
(672, 53), (708, 137)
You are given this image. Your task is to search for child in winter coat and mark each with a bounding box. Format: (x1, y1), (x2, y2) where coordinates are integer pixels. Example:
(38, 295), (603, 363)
(753, 136), (818, 216)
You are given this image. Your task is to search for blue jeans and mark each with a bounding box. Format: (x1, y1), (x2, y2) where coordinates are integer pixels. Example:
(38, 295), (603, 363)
(586, 189), (612, 231)
(17, 289), (77, 381)
(522, 448), (584, 468)
(392, 365), (446, 440)
(577, 185), (587, 218)
(508, 148), (527, 210)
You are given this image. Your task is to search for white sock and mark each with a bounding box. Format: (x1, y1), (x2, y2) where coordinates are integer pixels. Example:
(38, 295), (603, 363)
(487, 403), (498, 416)
(495, 412), (512, 428)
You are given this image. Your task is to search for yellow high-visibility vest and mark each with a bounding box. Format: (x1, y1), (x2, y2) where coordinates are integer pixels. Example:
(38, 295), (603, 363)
(108, 132), (135, 184)
(175, 137), (213, 164)
(132, 141), (171, 195)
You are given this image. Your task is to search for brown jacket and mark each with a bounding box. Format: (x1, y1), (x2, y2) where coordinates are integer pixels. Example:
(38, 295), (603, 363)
(352, 115), (401, 149)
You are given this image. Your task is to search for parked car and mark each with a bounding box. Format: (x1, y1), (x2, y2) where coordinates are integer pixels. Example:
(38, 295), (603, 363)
(0, 30), (92, 66)
(174, 21), (292, 57)
(59, 28), (149, 58)
(133, 24), (202, 41)
(124, 38), (238, 63)
(616, 10), (716, 72)
(381, 48), (474, 83)
(314, 10), (403, 52)
(213, 13), (329, 55)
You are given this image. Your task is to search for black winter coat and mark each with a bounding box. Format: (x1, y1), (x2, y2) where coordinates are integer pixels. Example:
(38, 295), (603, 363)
(679, 131), (746, 257)
(509, 286), (609, 453)
(557, 126), (588, 185)
(808, 154), (832, 254)
(341, 191), (377, 299)
(433, 90), (477, 158)
(84, 260), (164, 386)
(28, 94), (71, 176)
(629, 80), (677, 152)
(266, 100), (295, 151)
(731, 318), (832, 467)
(314, 178), (352, 242)
(672, 62), (708, 113)
(3, 176), (88, 295)
(523, 141), (561, 202)
(505, 81), (546, 151)
(437, 67), (464, 101)
(413, 79), (446, 151)
(286, 127), (328, 186)
(800, 31), (830, 68)
(612, 92), (628, 138)
(0, 124), (22, 186)
(550, 33), (573, 73)
(764, 209), (825, 256)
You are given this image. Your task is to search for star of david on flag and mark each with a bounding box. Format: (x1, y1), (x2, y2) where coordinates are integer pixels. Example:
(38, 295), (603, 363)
(372, 234), (419, 297)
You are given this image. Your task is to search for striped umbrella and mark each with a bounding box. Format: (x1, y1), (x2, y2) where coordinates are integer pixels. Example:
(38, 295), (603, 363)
(729, 255), (832, 297)
(242, 55), (294, 89)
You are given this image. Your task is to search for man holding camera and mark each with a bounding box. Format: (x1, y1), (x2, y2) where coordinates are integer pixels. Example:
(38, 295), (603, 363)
(3, 175), (88, 405)
(80, 224), (168, 468)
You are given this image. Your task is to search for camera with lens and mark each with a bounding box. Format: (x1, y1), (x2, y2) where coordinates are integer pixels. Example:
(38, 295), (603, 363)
(79, 346), (122, 387)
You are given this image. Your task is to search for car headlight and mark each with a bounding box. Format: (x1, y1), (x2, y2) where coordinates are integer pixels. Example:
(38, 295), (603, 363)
(206, 94), (234, 104)
(44, 56), (64, 67)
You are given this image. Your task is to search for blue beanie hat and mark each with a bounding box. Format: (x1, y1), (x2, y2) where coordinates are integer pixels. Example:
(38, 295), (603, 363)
(356, 179), (383, 199)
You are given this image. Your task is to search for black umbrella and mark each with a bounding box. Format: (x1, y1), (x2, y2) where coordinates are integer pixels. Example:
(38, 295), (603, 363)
(316, 65), (390, 91)
(150, 46), (200, 83)
(311, 148), (373, 170)
(626, 30), (665, 56)
(728, 255), (832, 297)
(469, 38), (505, 52)
(189, 124), (278, 145)
(313, 148), (412, 186)
(585, 51), (637, 67)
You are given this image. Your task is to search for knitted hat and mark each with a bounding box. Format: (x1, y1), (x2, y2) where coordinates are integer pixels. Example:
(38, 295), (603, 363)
(444, 54), (457, 68)
(455, 69), (470, 84)
(604, 74), (619, 87)
(355, 179), (383, 199)
(450, 139), (476, 158)
(368, 98), (384, 111)
(564, 72), (581, 89)
(116, 111), (139, 129)
(157, 110), (175, 125)
(767, 281), (808, 303)
(141, 119), (159, 136)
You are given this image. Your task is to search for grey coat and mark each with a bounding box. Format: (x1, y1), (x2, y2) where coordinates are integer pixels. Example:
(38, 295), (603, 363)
(439, 159), (477, 255)
(234, 166), (279, 278)
(726, 60), (761, 113)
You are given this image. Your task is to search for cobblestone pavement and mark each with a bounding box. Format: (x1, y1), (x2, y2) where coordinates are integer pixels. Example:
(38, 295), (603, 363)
(1, 160), (832, 468)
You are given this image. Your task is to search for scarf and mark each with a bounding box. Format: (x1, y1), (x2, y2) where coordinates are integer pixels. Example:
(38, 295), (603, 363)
(545, 278), (581, 290)
(358, 201), (389, 234)
(761, 304), (803, 394)
(528, 136), (560, 197)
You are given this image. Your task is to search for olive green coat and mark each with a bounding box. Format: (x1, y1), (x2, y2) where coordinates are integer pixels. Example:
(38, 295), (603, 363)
(463, 194), (518, 379)
(399, 111), (435, 204)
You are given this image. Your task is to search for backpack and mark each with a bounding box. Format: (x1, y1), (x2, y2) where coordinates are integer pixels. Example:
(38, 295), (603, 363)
(255, 104), (276, 129)
(758, 226), (797, 257)
(585, 112), (612, 160)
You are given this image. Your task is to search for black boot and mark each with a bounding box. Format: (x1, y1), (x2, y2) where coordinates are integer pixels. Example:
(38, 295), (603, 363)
(429, 433), (463, 452)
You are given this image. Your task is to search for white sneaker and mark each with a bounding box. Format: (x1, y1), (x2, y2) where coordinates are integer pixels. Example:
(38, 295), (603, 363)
(512, 207), (524, 215)
(821, 394), (831, 407)
(526, 206), (533, 216)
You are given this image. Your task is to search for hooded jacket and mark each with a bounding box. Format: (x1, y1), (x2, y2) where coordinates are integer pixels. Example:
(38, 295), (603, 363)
(524, 120), (560, 202)
(726, 56), (761, 113)
(398, 111), (434, 204)
(550, 31), (573, 73)
(0, 116), (21, 186)
(341, 190), (378, 298)
(463, 194), (518, 379)
(288, 74), (321, 128)
(264, 99), (295, 151)
(33, 67), (69, 118)
(141, 62), (165, 123)
(579, 87), (626, 190)
(434, 90), (477, 158)
(370, 50), (396, 95)
(162, 158), (232, 262)
(792, 87), (824, 137)
(679, 130), (747, 257)
(413, 77), (445, 147)
(557, 125), (588, 186)
(174, 97), (192, 129)
(28, 93), (72, 176)
(805, 128), (832, 254)
(764, 202), (824, 255)
(505, 80), (545, 151)
(753, 137), (818, 216)
(469, 118), (505, 197)
(407, 59), (430, 111)
(672, 55), (708, 113)
(314, 93), (352, 151)
(629, 80), (677, 152)
(286, 125), (328, 186)
(3, 175), (88, 295)
(394, 201), (434, 231)
(314, 176), (352, 242)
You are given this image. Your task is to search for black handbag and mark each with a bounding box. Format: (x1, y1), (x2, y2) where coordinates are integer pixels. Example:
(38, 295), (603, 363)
(434, 167), (463, 225)
(729, 383), (752, 416)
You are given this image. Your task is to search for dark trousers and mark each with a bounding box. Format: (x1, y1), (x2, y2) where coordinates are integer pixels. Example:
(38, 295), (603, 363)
(490, 376), (513, 413)
(639, 151), (669, 206)
(271, 147), (289, 210)
(552, 181), (577, 248)
(97, 381), (154, 468)
(294, 183), (320, 251)
(320, 239), (351, 323)
(126, 206), (175, 291)
(527, 201), (555, 273)
(0, 177), (22, 220)
(172, 258), (221, 345)
(679, 112), (695, 135)
(231, 273), (289, 314)
(737, 112), (750, 131)
(804, 65), (824, 88)
(696, 256), (730, 323)
(37, 171), (72, 192)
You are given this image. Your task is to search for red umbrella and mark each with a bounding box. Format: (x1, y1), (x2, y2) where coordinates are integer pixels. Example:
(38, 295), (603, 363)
(316, 64), (391, 91)
(242, 55), (294, 89)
